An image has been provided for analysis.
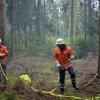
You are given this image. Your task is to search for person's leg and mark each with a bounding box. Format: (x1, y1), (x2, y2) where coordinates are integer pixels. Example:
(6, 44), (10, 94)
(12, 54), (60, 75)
(67, 67), (79, 90)
(1, 64), (7, 84)
(0, 70), (2, 82)
(59, 69), (66, 94)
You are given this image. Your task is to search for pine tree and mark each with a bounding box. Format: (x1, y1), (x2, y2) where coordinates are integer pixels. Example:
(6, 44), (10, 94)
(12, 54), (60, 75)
(97, 0), (100, 78)
(0, 0), (5, 44)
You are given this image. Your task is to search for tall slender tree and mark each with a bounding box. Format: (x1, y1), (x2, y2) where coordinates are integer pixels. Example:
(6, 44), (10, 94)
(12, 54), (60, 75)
(70, 0), (74, 46)
(43, 0), (46, 44)
(87, 0), (93, 37)
(97, 0), (100, 78)
(0, 0), (5, 44)
(10, 0), (15, 57)
(84, 0), (87, 40)
(36, 0), (41, 36)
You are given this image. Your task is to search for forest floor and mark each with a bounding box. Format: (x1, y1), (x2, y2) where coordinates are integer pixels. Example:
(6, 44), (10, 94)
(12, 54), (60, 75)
(0, 55), (100, 100)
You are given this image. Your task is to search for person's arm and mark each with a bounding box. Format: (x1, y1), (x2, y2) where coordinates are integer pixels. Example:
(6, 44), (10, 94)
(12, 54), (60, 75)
(68, 47), (77, 60)
(0, 46), (8, 57)
(67, 47), (72, 60)
(3, 46), (8, 56)
(53, 48), (61, 67)
(54, 48), (58, 62)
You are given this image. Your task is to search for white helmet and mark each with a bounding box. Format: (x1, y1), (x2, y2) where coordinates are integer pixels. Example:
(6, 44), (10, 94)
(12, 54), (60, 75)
(56, 38), (65, 45)
(0, 39), (2, 43)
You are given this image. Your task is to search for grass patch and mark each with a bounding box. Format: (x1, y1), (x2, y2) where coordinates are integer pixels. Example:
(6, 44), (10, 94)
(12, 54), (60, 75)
(0, 91), (20, 100)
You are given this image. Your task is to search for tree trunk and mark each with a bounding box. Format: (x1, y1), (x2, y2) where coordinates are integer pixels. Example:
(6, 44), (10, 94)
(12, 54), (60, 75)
(10, 0), (15, 57)
(84, 0), (87, 40)
(0, 0), (5, 44)
(33, 0), (37, 35)
(36, 0), (41, 36)
(98, 25), (100, 78)
(70, 0), (74, 46)
(88, 0), (92, 36)
(24, 26), (27, 52)
(43, 0), (45, 44)
(97, 0), (100, 78)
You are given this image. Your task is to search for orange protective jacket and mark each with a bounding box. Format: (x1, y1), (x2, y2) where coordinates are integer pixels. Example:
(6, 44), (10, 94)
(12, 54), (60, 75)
(0, 44), (8, 64)
(54, 46), (73, 70)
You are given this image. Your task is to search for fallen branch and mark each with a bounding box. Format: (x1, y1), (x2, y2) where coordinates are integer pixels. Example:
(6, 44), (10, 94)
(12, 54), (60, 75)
(81, 73), (98, 89)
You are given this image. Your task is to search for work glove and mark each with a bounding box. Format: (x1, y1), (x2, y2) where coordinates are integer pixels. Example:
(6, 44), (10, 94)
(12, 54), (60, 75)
(67, 59), (71, 62)
(55, 61), (61, 68)
(70, 55), (77, 60)
(0, 53), (6, 58)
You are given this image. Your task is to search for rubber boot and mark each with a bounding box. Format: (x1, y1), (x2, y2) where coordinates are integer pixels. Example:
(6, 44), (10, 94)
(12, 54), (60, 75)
(60, 84), (64, 94)
(3, 80), (7, 85)
(72, 79), (79, 90)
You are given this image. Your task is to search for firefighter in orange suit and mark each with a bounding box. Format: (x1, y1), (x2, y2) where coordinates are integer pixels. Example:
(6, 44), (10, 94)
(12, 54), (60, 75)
(0, 39), (8, 84)
(54, 38), (79, 94)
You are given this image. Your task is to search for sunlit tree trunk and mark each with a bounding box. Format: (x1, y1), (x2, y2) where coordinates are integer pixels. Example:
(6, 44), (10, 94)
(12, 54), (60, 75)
(0, 0), (5, 44)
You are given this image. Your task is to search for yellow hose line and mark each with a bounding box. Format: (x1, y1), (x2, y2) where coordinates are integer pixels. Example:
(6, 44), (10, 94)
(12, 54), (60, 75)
(0, 64), (9, 80)
(30, 73), (86, 100)
(31, 86), (86, 100)
(19, 74), (99, 100)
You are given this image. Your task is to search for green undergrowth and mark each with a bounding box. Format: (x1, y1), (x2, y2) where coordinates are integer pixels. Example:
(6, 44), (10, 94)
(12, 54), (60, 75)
(3, 57), (99, 100)
(0, 91), (20, 100)
(7, 74), (19, 86)
(0, 73), (100, 100)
